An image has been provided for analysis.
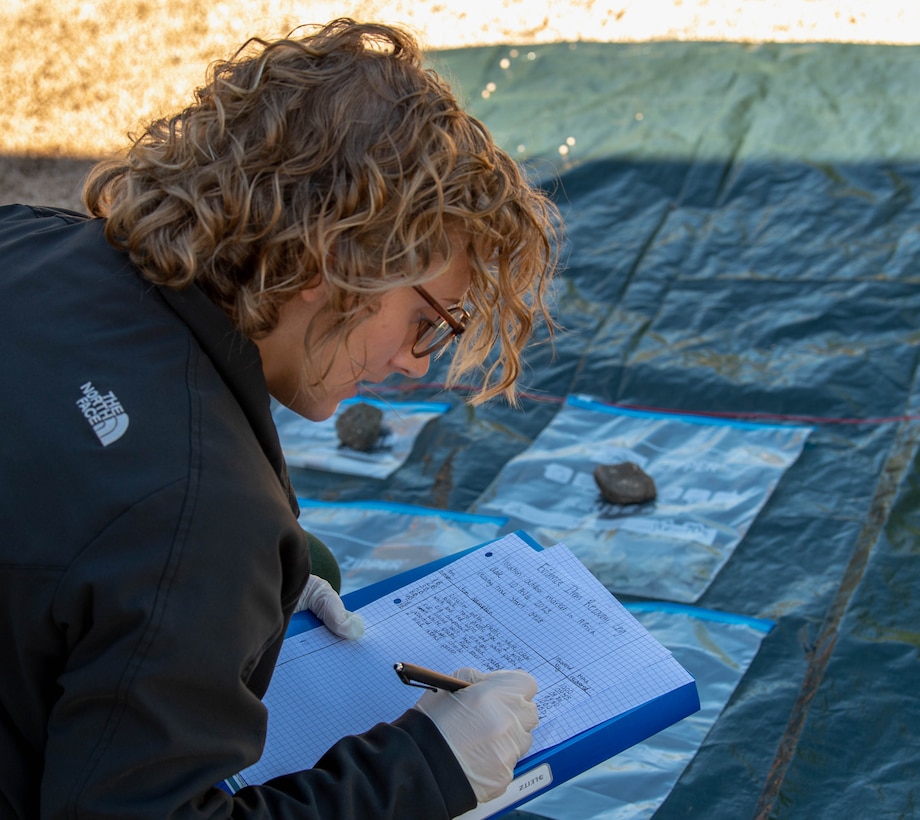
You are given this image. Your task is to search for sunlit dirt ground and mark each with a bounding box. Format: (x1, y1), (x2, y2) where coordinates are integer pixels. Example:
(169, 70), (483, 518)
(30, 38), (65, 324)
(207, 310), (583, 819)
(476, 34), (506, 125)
(1, 0), (917, 208)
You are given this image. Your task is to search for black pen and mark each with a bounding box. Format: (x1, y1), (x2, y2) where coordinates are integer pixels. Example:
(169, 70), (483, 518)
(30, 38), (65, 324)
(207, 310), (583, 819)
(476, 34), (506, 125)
(394, 662), (471, 693)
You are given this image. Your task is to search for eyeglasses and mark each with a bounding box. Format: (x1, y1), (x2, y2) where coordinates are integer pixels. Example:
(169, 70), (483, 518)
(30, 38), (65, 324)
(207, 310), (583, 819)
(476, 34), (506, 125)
(412, 285), (470, 358)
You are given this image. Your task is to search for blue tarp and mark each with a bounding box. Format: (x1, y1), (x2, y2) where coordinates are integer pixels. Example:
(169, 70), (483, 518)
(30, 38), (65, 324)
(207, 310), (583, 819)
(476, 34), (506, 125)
(286, 41), (920, 818)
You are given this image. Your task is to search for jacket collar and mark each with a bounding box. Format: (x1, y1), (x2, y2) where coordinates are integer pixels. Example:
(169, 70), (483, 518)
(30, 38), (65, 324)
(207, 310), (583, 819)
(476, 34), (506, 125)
(156, 282), (300, 515)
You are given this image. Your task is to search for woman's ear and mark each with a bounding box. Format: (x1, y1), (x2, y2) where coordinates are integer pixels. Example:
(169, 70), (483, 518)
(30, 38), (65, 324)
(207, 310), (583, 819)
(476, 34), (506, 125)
(298, 275), (328, 305)
(301, 246), (337, 304)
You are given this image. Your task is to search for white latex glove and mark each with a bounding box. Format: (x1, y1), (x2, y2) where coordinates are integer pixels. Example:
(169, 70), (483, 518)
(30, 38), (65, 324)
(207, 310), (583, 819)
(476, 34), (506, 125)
(295, 575), (365, 640)
(413, 667), (538, 803)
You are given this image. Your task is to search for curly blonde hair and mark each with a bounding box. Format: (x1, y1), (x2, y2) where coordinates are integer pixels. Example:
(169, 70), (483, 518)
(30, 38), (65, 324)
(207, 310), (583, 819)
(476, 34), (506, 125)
(84, 18), (560, 404)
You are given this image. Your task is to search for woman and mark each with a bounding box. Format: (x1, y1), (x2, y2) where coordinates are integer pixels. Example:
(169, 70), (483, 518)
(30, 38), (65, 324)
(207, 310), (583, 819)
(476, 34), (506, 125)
(0, 18), (559, 819)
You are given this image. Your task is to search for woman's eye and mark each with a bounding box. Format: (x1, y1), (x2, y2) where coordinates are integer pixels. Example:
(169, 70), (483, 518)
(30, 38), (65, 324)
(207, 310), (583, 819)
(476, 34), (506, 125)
(415, 317), (434, 338)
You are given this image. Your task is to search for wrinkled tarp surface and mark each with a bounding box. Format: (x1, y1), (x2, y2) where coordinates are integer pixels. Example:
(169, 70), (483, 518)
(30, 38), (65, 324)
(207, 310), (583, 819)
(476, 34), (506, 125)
(286, 42), (920, 818)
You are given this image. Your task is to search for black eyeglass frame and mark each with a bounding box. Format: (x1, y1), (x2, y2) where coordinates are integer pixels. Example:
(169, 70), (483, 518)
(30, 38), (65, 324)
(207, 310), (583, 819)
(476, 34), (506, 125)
(411, 285), (470, 358)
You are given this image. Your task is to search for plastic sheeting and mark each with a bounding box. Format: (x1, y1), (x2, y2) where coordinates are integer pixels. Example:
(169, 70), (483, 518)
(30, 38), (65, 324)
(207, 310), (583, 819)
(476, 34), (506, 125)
(295, 500), (505, 595)
(274, 397), (449, 478)
(521, 605), (773, 820)
(471, 395), (811, 602)
(284, 41), (920, 818)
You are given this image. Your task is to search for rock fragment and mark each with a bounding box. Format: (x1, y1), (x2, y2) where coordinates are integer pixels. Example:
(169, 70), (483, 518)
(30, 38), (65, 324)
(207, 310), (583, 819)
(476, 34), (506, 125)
(336, 402), (383, 451)
(593, 462), (657, 505)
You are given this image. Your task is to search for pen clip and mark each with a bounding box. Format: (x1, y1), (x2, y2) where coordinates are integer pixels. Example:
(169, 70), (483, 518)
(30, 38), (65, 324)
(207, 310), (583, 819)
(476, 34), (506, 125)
(393, 662), (438, 692)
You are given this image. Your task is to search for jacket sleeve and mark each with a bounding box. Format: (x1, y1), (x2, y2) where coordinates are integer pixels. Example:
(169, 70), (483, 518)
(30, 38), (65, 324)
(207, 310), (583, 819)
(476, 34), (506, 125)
(236, 710), (476, 818)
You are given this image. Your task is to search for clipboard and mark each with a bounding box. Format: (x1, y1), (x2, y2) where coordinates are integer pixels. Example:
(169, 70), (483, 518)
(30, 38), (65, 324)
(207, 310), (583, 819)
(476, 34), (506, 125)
(235, 531), (700, 818)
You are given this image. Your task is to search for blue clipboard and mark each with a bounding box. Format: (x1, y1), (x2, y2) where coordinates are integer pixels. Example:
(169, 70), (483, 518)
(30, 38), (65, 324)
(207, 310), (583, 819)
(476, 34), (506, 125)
(286, 530), (701, 819)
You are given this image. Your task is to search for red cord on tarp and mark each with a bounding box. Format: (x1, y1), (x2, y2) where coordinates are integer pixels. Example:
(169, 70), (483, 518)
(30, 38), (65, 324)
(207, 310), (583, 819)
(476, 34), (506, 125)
(359, 382), (920, 426)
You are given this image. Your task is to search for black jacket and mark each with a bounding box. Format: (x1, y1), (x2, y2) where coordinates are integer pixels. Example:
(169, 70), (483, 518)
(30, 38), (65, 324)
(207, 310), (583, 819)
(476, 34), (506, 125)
(0, 204), (475, 819)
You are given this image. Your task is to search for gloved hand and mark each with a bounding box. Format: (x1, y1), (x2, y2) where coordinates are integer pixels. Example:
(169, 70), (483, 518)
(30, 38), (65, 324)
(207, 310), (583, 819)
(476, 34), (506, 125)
(413, 667), (538, 803)
(295, 575), (365, 640)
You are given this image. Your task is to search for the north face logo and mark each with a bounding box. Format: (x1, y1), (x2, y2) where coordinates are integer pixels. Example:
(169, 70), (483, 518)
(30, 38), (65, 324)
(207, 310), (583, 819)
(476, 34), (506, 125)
(76, 381), (129, 446)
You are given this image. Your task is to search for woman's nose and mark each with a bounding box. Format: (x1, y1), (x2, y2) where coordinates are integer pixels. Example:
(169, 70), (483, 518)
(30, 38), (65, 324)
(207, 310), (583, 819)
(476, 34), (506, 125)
(392, 346), (430, 379)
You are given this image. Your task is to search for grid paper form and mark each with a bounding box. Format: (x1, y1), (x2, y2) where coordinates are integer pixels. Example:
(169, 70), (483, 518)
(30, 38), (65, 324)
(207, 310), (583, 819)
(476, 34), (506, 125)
(236, 533), (694, 786)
